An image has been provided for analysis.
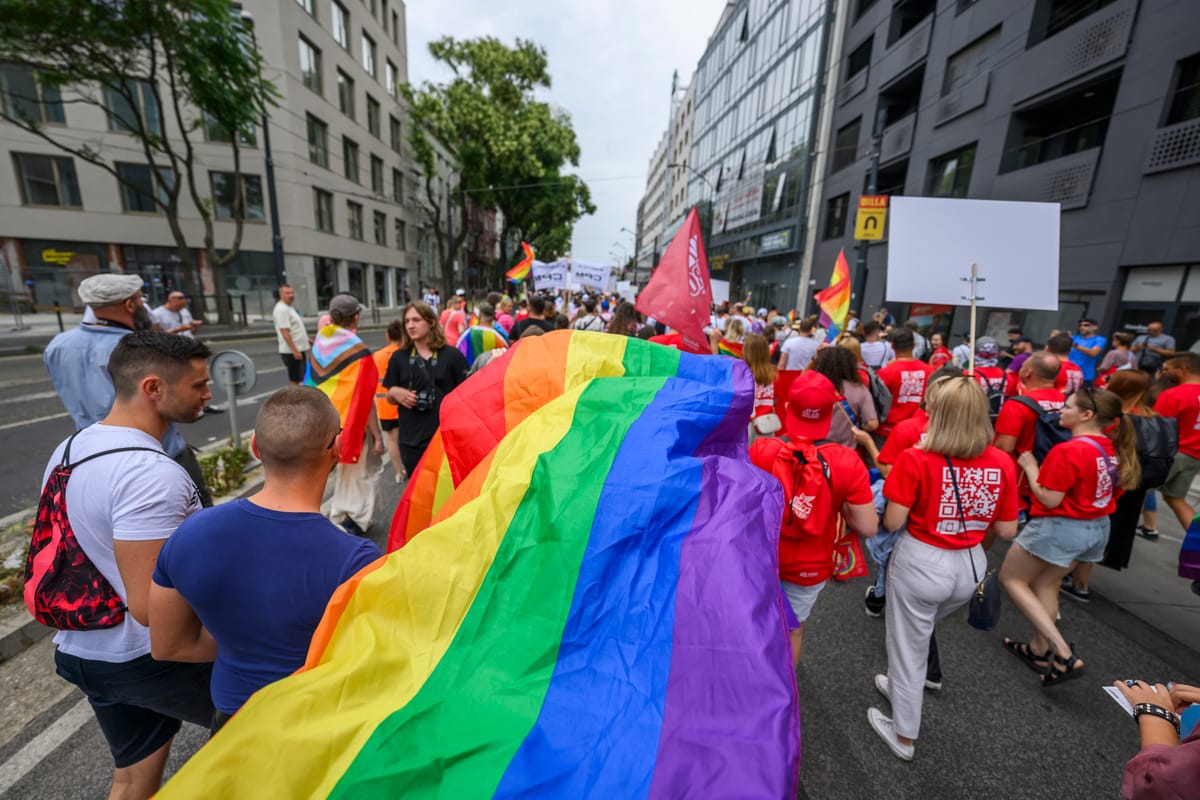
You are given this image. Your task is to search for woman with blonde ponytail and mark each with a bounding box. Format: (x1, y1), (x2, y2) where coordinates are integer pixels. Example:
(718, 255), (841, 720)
(1000, 386), (1138, 687)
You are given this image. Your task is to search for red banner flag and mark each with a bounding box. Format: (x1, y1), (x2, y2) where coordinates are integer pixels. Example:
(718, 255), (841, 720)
(635, 208), (712, 353)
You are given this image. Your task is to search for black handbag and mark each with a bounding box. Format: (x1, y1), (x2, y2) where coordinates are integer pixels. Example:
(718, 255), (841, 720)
(945, 456), (1002, 631)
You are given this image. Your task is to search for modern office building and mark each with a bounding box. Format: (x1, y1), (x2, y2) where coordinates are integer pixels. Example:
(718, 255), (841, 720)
(811, 0), (1200, 344)
(0, 0), (424, 320)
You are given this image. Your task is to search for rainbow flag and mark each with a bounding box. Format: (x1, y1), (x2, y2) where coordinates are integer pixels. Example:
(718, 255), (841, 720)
(815, 249), (851, 343)
(457, 325), (508, 367)
(506, 241), (534, 283)
(159, 331), (800, 798)
(788, 310), (797, 325)
(305, 324), (377, 463)
(717, 338), (744, 358)
(1181, 513), (1200, 581)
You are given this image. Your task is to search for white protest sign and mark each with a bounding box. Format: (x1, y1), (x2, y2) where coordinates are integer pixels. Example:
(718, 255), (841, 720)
(616, 280), (633, 298)
(710, 279), (730, 307)
(887, 197), (1060, 310)
(531, 259), (568, 291)
(571, 260), (612, 293)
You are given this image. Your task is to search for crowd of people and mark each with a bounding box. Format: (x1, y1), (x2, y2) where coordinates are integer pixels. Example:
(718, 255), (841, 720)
(30, 274), (1200, 797)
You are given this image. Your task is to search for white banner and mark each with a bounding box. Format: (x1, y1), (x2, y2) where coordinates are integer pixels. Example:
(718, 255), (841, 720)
(571, 260), (613, 293)
(531, 259), (568, 291)
(616, 280), (633, 298)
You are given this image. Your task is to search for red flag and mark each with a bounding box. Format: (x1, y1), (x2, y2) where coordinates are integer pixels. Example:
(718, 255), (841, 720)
(635, 208), (712, 353)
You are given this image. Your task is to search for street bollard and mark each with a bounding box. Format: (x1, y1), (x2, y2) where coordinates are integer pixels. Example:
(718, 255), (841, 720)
(221, 360), (241, 449)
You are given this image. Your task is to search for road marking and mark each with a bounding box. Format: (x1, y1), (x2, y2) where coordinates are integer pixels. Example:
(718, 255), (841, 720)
(0, 377), (52, 390)
(0, 698), (92, 795)
(0, 412), (68, 432)
(0, 390), (58, 407)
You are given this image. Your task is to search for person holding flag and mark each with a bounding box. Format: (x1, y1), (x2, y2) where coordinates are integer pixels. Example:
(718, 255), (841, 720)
(816, 249), (852, 343)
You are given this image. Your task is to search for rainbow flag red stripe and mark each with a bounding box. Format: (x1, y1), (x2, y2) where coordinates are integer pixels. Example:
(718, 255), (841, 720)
(305, 324), (377, 463)
(506, 241), (534, 283)
(815, 249), (851, 342)
(716, 338), (744, 358)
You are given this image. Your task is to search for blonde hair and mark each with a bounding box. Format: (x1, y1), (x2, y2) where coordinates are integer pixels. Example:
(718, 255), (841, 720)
(919, 377), (992, 458)
(724, 317), (745, 343)
(837, 335), (862, 363)
(742, 334), (776, 387)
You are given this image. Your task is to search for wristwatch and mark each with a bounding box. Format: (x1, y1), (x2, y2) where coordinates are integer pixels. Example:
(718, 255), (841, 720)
(1133, 703), (1180, 734)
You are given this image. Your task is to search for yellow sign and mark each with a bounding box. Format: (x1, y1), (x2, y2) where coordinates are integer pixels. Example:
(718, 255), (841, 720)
(41, 249), (75, 265)
(854, 195), (888, 241)
(709, 254), (729, 272)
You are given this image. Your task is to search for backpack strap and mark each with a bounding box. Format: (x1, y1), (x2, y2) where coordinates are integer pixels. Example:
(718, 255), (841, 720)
(1079, 436), (1119, 487)
(1010, 395), (1046, 416)
(61, 430), (166, 470)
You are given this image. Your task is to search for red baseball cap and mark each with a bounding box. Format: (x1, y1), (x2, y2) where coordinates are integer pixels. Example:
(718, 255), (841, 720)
(784, 372), (838, 440)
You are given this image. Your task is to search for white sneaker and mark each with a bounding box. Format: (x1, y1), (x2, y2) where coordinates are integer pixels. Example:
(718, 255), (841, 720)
(874, 673), (891, 703)
(868, 707), (914, 761)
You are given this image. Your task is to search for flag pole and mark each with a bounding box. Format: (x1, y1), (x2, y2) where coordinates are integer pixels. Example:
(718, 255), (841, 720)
(962, 263), (982, 374)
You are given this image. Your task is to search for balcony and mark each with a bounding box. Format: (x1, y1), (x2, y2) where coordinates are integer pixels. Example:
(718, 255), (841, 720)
(839, 68), (869, 106)
(876, 15), (932, 89)
(934, 73), (990, 127)
(879, 113), (916, 163)
(992, 147), (1101, 211)
(1011, 0), (1136, 105)
(1144, 117), (1200, 175)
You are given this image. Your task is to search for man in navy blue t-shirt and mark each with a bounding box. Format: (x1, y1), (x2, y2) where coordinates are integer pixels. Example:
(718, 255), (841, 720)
(149, 387), (381, 719)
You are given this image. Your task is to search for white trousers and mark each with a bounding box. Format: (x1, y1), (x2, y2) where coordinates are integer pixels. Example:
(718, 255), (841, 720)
(884, 533), (984, 739)
(323, 435), (383, 530)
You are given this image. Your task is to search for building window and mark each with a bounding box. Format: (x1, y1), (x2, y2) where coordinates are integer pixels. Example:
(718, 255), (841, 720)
(202, 113), (256, 146)
(395, 218), (406, 250)
(314, 188), (334, 232)
(832, 117), (861, 173)
(854, 0), (879, 21)
(846, 37), (872, 80)
(373, 210), (387, 245)
(385, 60), (398, 96)
(299, 36), (322, 96)
(331, 1), (349, 49)
(0, 63), (65, 124)
(343, 137), (360, 183)
(927, 143), (976, 197)
(823, 193), (849, 239)
(296, 0), (314, 14)
(347, 201), (364, 239)
(1044, 0), (1117, 42)
(105, 80), (162, 137)
(210, 172), (265, 221)
(337, 69), (354, 119)
(370, 155), (384, 194)
(361, 32), (376, 78)
(392, 168), (403, 203)
(391, 9), (400, 45)
(14, 153), (81, 207)
(942, 27), (1000, 97)
(306, 114), (329, 166)
(366, 96), (381, 138)
(389, 115), (402, 152)
(117, 162), (173, 213)
(1165, 52), (1200, 126)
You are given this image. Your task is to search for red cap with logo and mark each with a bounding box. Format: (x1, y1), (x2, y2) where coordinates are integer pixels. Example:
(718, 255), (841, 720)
(784, 371), (838, 440)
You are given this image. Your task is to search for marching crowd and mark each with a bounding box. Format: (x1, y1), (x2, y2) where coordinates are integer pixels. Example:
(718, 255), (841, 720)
(25, 273), (1200, 798)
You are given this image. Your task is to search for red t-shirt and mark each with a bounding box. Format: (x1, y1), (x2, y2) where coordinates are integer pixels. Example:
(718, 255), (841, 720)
(969, 366), (1006, 393)
(441, 309), (467, 346)
(883, 446), (1018, 549)
(1155, 383), (1200, 458)
(1055, 361), (1084, 394)
(1030, 435), (1120, 519)
(993, 388), (1066, 456)
(749, 438), (873, 585)
(877, 359), (934, 435)
(877, 409), (928, 465)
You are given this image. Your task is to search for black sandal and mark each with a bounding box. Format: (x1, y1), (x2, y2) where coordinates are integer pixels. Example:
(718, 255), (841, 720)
(1003, 638), (1051, 673)
(1041, 651), (1084, 688)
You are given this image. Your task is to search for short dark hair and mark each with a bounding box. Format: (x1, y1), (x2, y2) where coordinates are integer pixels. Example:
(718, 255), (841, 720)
(1166, 352), (1200, 375)
(890, 329), (915, 352)
(529, 296), (546, 315)
(108, 331), (211, 399)
(1046, 333), (1073, 356)
(386, 320), (405, 342)
(255, 387), (339, 469)
(862, 321), (882, 336)
(798, 318), (815, 333)
(486, 291), (502, 307)
(478, 302), (495, 320)
(582, 298), (597, 313)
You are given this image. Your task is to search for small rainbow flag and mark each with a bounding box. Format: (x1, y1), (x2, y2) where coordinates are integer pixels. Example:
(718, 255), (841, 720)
(159, 331), (800, 798)
(457, 325), (507, 367)
(815, 248), (851, 343)
(305, 324), (377, 463)
(788, 310), (797, 325)
(506, 241), (534, 283)
(717, 338), (744, 358)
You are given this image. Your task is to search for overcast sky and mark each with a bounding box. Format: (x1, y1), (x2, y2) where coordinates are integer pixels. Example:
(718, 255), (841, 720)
(405, 0), (730, 265)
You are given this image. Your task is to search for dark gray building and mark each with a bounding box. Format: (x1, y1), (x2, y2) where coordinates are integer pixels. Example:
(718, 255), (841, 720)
(812, 0), (1200, 345)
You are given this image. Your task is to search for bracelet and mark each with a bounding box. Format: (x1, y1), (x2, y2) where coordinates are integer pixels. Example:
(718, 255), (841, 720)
(1133, 703), (1180, 734)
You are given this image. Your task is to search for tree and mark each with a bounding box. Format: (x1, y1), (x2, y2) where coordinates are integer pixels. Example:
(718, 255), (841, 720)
(404, 36), (593, 292)
(0, 0), (276, 322)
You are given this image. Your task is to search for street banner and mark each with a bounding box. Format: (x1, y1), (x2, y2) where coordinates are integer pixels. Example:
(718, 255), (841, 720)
(570, 260), (613, 293)
(531, 259), (568, 292)
(635, 208), (712, 353)
(815, 249), (851, 342)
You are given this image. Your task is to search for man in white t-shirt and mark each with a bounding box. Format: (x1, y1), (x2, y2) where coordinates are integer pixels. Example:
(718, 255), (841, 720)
(44, 331), (214, 799)
(150, 291), (200, 338)
(273, 284), (310, 385)
(779, 319), (821, 371)
(860, 322), (895, 369)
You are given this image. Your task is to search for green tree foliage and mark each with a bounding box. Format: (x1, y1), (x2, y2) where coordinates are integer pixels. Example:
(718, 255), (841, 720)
(404, 36), (594, 291)
(0, 0), (277, 321)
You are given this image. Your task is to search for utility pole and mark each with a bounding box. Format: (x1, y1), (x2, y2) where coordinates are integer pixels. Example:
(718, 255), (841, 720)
(446, 179), (454, 291)
(852, 107), (888, 316)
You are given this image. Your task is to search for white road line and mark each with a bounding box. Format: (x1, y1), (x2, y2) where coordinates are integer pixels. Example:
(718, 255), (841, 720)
(0, 698), (92, 795)
(0, 377), (52, 390)
(0, 390), (58, 406)
(258, 367), (285, 375)
(0, 412), (68, 432)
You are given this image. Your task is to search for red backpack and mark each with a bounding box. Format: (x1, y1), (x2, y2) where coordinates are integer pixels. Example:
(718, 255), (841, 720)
(25, 431), (162, 631)
(755, 435), (834, 539)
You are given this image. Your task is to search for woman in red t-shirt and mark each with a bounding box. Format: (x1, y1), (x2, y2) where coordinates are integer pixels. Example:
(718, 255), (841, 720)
(742, 334), (778, 440)
(1000, 387), (1140, 687)
(870, 378), (1019, 761)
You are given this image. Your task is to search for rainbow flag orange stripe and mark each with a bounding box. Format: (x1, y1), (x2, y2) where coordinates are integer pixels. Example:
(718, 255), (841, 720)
(305, 324), (377, 463)
(506, 241), (534, 282)
(716, 338), (744, 358)
(815, 249), (851, 342)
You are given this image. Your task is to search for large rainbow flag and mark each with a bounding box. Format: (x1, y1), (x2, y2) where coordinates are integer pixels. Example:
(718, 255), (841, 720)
(505, 241), (534, 283)
(305, 324), (377, 463)
(160, 331), (800, 798)
(815, 248), (851, 342)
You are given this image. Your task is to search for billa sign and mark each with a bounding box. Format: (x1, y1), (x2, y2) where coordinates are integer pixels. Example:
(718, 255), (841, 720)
(854, 195), (888, 241)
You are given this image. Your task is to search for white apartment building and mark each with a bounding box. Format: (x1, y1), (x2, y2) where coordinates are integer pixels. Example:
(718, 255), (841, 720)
(0, 0), (422, 320)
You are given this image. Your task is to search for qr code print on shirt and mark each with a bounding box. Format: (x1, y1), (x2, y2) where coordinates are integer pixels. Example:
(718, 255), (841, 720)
(937, 466), (1002, 532)
(898, 371), (926, 404)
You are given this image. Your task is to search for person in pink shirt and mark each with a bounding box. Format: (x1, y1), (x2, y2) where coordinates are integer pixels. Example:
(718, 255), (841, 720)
(439, 295), (469, 347)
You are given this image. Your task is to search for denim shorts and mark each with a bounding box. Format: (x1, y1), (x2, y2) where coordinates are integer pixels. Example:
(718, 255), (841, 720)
(54, 650), (214, 768)
(1016, 515), (1110, 568)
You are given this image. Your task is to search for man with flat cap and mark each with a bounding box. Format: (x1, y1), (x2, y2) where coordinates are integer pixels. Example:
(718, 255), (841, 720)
(45, 273), (213, 506)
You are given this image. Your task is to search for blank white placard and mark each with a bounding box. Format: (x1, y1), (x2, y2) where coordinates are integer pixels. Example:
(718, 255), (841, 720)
(887, 197), (1060, 311)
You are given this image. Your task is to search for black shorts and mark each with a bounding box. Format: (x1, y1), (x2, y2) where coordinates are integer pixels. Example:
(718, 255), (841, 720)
(281, 351), (308, 382)
(380, 418), (399, 432)
(55, 650), (214, 768)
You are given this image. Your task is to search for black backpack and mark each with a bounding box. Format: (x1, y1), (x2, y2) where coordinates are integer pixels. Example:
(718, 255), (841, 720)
(1130, 415), (1178, 490)
(978, 373), (1006, 420)
(859, 365), (893, 423)
(1009, 396), (1072, 463)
